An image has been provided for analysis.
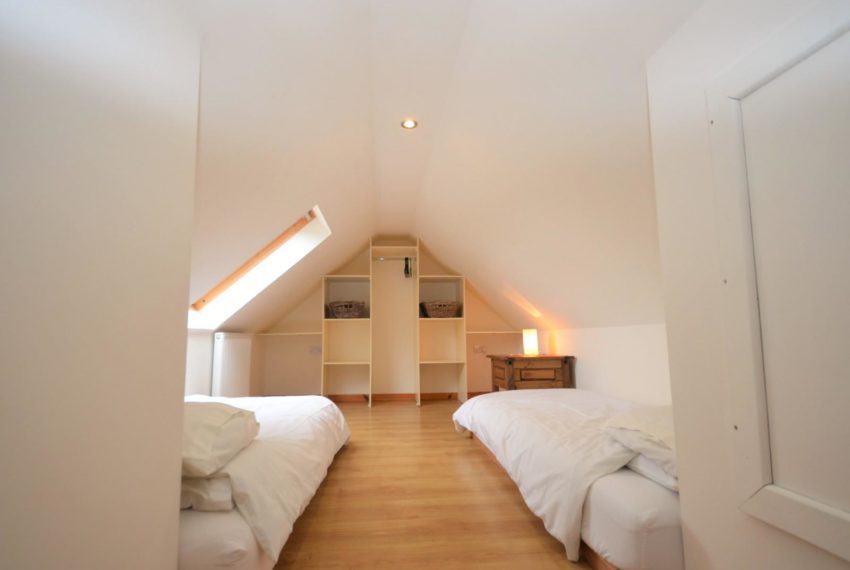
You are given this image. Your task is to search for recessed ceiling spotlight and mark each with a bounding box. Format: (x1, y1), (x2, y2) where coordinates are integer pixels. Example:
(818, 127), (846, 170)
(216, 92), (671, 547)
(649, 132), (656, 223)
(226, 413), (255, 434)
(401, 118), (418, 130)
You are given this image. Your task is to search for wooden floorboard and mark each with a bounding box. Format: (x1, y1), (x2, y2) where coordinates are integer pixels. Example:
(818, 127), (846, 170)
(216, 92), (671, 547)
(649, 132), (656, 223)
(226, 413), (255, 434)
(276, 400), (589, 569)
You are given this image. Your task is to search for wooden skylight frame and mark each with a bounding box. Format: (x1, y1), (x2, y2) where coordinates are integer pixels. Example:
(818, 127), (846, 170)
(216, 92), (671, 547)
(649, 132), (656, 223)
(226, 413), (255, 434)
(191, 208), (317, 311)
(187, 207), (332, 332)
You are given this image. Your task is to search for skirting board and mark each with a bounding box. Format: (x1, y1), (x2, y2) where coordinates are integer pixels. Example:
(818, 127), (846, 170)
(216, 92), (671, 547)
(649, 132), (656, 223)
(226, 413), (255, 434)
(470, 434), (620, 570)
(327, 392), (489, 403)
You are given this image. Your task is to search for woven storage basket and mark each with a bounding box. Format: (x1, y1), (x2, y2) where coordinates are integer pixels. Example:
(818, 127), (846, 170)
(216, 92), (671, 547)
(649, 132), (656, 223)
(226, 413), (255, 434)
(328, 301), (366, 318)
(422, 301), (460, 318)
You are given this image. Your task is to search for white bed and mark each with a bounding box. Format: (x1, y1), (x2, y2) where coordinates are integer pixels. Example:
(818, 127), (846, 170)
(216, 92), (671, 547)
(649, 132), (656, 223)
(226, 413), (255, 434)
(179, 395), (350, 570)
(453, 389), (683, 570)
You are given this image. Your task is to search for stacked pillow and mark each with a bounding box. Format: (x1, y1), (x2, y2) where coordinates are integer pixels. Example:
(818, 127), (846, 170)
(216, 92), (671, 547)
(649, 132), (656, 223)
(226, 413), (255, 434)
(181, 402), (259, 511)
(604, 405), (678, 492)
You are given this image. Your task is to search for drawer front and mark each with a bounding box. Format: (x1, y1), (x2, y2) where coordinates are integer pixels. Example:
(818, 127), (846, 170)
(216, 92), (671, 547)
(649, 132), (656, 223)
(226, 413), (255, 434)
(513, 358), (564, 370)
(516, 380), (565, 389)
(520, 369), (556, 380)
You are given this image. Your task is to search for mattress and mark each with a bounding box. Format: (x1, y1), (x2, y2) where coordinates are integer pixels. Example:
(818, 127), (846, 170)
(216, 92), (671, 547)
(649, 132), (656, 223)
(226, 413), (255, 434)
(453, 389), (684, 570)
(582, 468), (683, 570)
(179, 509), (274, 570)
(179, 395), (350, 570)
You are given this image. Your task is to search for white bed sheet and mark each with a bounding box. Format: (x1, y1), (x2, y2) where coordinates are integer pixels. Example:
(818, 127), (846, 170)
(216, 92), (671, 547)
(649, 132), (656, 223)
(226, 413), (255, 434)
(180, 395), (350, 569)
(453, 389), (638, 560)
(583, 469), (683, 570)
(453, 389), (683, 569)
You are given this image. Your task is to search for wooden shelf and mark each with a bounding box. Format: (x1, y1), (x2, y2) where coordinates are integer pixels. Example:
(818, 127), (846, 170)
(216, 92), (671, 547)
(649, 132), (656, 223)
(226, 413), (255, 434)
(420, 317), (464, 321)
(257, 331), (322, 336)
(324, 361), (370, 366)
(324, 317), (370, 321)
(325, 274), (370, 280)
(420, 360), (466, 365)
(466, 330), (522, 334)
(419, 274), (461, 279)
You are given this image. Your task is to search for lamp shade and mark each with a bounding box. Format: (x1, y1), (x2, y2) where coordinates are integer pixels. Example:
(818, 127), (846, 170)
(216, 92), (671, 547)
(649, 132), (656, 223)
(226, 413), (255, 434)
(522, 329), (539, 356)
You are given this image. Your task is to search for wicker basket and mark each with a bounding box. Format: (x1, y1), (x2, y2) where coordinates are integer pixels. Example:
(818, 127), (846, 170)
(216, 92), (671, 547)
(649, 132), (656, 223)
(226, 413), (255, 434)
(327, 301), (366, 319)
(422, 301), (460, 318)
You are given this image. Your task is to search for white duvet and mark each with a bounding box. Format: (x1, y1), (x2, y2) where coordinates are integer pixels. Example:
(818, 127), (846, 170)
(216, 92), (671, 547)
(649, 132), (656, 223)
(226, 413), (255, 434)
(453, 389), (637, 561)
(185, 395), (350, 562)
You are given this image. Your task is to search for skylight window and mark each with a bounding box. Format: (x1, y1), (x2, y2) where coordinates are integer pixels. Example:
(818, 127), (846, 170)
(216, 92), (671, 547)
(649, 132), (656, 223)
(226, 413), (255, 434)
(188, 206), (331, 330)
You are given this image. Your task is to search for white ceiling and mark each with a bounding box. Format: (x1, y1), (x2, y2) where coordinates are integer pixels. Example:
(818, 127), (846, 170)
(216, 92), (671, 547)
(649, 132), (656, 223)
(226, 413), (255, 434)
(190, 0), (702, 332)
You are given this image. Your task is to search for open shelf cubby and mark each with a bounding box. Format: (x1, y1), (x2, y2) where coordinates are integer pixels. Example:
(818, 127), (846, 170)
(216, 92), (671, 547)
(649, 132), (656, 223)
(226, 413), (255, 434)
(419, 276), (464, 318)
(323, 319), (370, 364)
(322, 364), (371, 399)
(419, 318), (465, 363)
(324, 275), (370, 318)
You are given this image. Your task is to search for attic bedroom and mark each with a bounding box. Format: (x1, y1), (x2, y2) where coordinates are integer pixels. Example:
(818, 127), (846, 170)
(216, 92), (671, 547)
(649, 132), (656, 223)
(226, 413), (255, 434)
(2, 2), (849, 570)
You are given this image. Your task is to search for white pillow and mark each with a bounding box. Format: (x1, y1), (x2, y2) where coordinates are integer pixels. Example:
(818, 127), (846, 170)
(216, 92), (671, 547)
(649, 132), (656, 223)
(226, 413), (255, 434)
(605, 405), (677, 478)
(181, 476), (234, 511)
(183, 402), (259, 477)
(626, 454), (679, 492)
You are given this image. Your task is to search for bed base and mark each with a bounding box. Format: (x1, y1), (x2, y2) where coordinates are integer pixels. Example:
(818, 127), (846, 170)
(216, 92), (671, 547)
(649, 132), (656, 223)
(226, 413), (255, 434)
(469, 433), (621, 570)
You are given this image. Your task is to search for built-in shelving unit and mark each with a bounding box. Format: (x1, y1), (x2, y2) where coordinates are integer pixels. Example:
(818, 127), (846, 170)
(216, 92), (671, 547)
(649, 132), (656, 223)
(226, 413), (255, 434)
(315, 238), (468, 406)
(321, 274), (372, 405)
(416, 271), (467, 406)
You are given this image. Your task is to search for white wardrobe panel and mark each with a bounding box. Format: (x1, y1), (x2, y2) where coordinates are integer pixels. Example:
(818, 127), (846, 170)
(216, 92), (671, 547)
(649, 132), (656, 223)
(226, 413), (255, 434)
(741, 30), (850, 512)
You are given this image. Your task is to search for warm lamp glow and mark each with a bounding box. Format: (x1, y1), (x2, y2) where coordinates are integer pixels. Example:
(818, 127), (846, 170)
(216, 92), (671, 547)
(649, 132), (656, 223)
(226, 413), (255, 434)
(522, 329), (539, 356)
(401, 118), (418, 129)
(502, 286), (543, 319)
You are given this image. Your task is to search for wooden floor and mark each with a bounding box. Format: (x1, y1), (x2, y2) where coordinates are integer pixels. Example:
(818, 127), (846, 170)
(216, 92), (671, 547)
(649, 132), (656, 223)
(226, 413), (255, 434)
(276, 400), (590, 569)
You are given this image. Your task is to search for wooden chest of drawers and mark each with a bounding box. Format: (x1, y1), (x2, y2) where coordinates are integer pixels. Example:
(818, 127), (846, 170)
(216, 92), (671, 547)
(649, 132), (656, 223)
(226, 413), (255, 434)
(487, 355), (576, 391)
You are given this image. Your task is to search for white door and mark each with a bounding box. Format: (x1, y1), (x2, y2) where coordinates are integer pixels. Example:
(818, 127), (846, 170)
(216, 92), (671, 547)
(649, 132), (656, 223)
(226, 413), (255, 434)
(709, 2), (850, 561)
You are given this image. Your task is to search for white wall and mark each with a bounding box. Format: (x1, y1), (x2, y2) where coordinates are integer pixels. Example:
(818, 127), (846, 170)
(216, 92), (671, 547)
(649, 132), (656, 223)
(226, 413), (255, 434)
(466, 333), (523, 393)
(415, 0), (700, 332)
(372, 259), (417, 394)
(541, 325), (671, 405)
(0, 3), (199, 569)
(255, 335), (322, 395)
(185, 331), (213, 396)
(190, 0), (376, 333)
(647, 1), (850, 568)
(188, 1), (701, 338)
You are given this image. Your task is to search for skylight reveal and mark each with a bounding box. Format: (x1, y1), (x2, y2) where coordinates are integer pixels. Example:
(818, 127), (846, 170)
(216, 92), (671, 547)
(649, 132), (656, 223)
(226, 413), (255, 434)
(188, 206), (331, 330)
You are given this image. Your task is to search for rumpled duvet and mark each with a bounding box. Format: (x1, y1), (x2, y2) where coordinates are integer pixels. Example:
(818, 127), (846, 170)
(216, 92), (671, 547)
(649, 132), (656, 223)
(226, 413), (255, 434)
(452, 389), (637, 561)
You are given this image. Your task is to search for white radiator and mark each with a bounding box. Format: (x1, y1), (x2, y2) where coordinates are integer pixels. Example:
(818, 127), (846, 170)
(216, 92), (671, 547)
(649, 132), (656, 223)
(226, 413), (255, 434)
(211, 333), (253, 397)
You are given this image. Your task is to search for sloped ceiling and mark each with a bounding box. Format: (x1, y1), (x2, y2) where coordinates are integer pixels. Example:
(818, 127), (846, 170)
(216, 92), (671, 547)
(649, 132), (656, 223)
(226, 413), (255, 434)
(190, 0), (702, 333)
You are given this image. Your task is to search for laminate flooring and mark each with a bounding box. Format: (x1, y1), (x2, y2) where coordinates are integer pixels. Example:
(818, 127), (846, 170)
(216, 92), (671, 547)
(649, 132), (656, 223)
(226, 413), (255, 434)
(276, 400), (589, 569)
